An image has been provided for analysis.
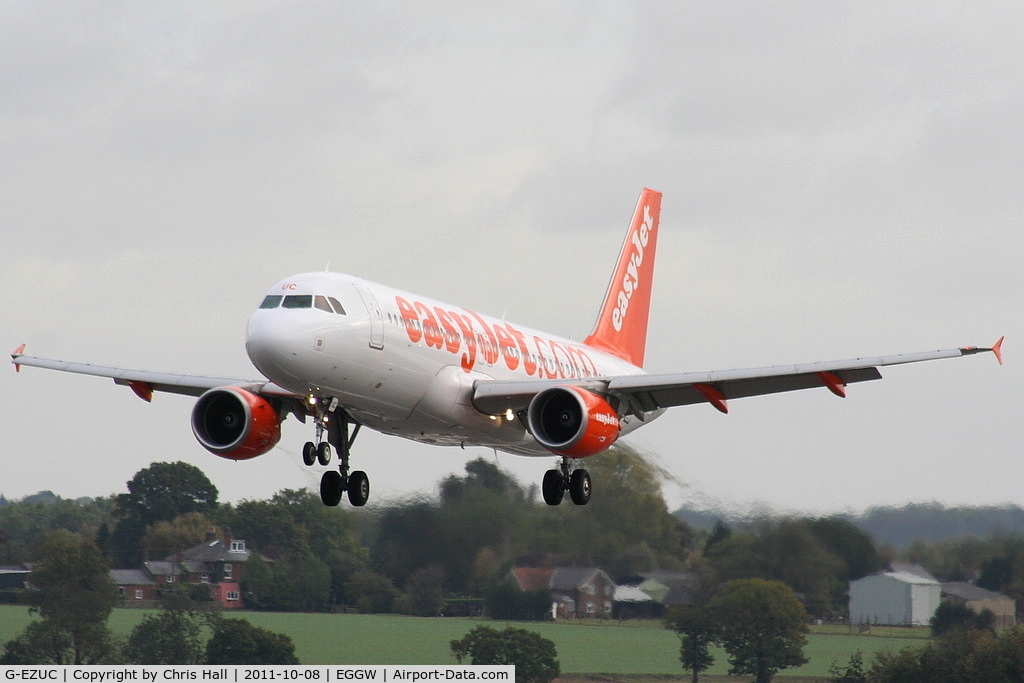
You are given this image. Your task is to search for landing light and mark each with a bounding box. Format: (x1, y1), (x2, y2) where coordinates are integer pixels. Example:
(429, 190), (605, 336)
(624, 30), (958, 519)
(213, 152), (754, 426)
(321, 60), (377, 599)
(505, 409), (515, 421)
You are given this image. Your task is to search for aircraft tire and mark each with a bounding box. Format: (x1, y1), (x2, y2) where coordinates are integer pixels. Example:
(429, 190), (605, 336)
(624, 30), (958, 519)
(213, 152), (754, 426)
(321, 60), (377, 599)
(302, 442), (317, 467)
(348, 470), (370, 507)
(542, 469), (564, 506)
(320, 471), (344, 507)
(569, 469), (591, 506)
(316, 441), (332, 466)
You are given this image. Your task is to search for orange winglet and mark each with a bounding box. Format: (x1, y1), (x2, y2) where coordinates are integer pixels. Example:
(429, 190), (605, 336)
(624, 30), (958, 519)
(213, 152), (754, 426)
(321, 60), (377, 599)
(128, 381), (154, 403)
(694, 383), (729, 414)
(816, 371), (847, 398)
(12, 344), (25, 372)
(992, 336), (1005, 365)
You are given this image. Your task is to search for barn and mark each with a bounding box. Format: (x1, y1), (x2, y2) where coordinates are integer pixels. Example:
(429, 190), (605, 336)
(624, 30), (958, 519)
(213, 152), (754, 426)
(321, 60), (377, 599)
(849, 565), (941, 626)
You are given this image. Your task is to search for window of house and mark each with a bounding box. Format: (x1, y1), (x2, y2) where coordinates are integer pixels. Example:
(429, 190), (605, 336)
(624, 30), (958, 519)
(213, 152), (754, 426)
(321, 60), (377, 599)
(223, 564), (233, 580)
(201, 574), (211, 584)
(166, 574), (175, 583)
(230, 540), (246, 552)
(227, 591), (240, 602)
(134, 590), (143, 600)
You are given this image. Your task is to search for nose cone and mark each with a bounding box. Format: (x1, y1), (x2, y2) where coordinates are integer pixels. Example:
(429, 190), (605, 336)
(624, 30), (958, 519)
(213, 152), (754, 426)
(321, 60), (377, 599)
(246, 309), (302, 386)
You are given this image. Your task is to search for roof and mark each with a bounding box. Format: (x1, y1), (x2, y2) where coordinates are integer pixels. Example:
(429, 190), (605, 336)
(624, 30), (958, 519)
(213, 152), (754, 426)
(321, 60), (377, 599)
(853, 569), (939, 587)
(942, 582), (1014, 603)
(511, 567), (554, 592)
(174, 538), (252, 563)
(550, 567), (610, 591)
(890, 563), (939, 582)
(110, 569), (155, 586)
(615, 585), (656, 603)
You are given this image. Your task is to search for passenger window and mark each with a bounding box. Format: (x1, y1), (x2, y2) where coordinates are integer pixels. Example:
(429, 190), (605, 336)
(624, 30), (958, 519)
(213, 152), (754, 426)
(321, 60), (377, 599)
(259, 296), (283, 309)
(328, 297), (346, 315)
(314, 295), (333, 313)
(282, 295), (313, 309)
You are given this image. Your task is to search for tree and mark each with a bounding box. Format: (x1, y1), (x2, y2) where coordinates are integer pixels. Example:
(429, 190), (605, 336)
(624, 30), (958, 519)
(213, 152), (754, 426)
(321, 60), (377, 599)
(124, 590), (213, 664)
(828, 650), (868, 683)
(450, 626), (558, 683)
(707, 519), (847, 617)
(868, 627), (1024, 681)
(205, 618), (298, 665)
(665, 604), (717, 683)
(2, 531), (120, 664)
(118, 461), (219, 525)
(112, 462), (218, 565)
(930, 601), (995, 637)
(712, 578), (809, 683)
(484, 581), (552, 621)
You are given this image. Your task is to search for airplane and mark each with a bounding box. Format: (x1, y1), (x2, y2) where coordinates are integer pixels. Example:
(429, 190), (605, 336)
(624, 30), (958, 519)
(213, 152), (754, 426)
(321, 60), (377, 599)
(12, 188), (1004, 507)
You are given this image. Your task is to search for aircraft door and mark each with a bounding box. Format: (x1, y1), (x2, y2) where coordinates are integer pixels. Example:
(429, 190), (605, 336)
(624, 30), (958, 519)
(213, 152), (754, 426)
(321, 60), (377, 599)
(353, 284), (385, 350)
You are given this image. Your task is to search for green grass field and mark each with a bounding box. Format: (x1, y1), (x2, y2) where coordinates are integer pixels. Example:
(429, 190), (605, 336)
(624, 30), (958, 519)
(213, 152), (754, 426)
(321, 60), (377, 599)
(0, 605), (930, 677)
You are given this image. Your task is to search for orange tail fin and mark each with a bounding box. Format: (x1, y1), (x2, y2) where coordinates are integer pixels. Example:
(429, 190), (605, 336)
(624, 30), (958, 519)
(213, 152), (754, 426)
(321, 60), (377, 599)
(584, 188), (662, 368)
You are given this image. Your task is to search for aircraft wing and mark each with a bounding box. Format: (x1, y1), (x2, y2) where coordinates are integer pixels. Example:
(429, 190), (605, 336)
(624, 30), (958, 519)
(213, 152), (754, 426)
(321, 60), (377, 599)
(11, 350), (297, 402)
(472, 339), (1004, 417)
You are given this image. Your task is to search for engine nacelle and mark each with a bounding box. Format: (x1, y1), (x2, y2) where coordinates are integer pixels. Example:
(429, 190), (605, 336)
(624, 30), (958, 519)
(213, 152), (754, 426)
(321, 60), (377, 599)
(526, 385), (620, 457)
(191, 387), (282, 461)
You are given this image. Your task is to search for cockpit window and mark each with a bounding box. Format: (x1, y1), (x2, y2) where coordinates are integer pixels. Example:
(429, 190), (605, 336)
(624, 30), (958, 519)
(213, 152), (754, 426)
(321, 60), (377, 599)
(282, 295), (313, 309)
(314, 295), (333, 313)
(259, 295), (283, 309)
(264, 293), (345, 314)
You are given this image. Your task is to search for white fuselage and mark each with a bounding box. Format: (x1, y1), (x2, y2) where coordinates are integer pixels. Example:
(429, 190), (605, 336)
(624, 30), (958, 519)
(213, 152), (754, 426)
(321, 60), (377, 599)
(245, 272), (652, 456)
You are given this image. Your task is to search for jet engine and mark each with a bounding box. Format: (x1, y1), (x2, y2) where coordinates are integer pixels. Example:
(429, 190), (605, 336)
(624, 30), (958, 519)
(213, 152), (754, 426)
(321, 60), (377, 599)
(191, 387), (282, 460)
(526, 385), (620, 457)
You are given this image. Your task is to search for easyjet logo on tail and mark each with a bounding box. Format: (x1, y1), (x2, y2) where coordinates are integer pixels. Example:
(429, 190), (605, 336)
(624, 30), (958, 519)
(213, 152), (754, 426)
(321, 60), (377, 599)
(584, 188), (662, 369)
(611, 204), (654, 332)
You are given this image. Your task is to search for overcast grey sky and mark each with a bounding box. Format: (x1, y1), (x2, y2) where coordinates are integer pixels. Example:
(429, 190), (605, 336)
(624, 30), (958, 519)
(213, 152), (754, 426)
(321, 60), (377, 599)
(2, 2), (1018, 515)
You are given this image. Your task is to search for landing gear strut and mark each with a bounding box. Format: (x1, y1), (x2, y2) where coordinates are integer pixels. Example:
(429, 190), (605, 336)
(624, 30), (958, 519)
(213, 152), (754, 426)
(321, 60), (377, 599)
(304, 403), (368, 507)
(542, 457), (591, 506)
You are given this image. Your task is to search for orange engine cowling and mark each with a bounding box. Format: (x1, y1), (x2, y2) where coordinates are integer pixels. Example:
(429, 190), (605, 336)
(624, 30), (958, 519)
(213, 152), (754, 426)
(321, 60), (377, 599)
(191, 387), (282, 461)
(526, 385), (620, 457)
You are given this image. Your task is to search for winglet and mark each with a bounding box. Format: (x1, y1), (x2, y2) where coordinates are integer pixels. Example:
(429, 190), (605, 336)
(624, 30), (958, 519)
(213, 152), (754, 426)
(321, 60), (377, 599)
(960, 336), (1005, 365)
(992, 336), (1005, 365)
(12, 344), (25, 372)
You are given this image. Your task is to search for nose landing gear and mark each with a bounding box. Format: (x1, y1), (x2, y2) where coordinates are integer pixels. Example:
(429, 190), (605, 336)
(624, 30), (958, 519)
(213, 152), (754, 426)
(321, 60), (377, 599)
(304, 402), (368, 507)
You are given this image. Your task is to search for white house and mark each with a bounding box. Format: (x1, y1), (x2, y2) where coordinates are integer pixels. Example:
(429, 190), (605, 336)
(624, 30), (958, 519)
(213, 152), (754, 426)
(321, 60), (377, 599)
(849, 565), (941, 626)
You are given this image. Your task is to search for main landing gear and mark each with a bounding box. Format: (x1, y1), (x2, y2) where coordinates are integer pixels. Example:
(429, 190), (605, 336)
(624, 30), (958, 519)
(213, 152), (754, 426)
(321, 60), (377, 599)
(542, 458), (591, 506)
(303, 403), (368, 507)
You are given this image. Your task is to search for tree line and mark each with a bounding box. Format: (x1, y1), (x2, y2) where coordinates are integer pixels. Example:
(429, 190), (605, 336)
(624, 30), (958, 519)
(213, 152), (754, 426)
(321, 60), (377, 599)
(6, 446), (1024, 625)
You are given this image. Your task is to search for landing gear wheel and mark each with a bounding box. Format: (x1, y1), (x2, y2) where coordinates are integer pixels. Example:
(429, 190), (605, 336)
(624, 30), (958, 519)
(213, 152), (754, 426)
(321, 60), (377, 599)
(542, 469), (565, 506)
(302, 442), (317, 467)
(348, 470), (370, 507)
(316, 441), (332, 466)
(569, 469), (591, 506)
(320, 471), (344, 507)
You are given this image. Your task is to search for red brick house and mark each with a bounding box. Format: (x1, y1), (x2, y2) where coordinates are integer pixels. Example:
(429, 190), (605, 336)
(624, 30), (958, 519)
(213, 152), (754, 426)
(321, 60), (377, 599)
(511, 566), (617, 619)
(111, 534), (258, 609)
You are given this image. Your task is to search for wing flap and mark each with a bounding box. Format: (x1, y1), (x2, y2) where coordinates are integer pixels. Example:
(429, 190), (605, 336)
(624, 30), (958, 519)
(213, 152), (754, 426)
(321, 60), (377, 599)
(471, 343), (1000, 416)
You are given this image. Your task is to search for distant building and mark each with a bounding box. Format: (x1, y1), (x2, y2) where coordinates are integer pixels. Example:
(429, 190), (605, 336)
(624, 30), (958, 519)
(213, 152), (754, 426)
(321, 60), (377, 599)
(849, 564), (941, 626)
(941, 582), (1016, 629)
(111, 533), (257, 609)
(510, 566), (616, 619)
(0, 565), (31, 591)
(550, 567), (616, 619)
